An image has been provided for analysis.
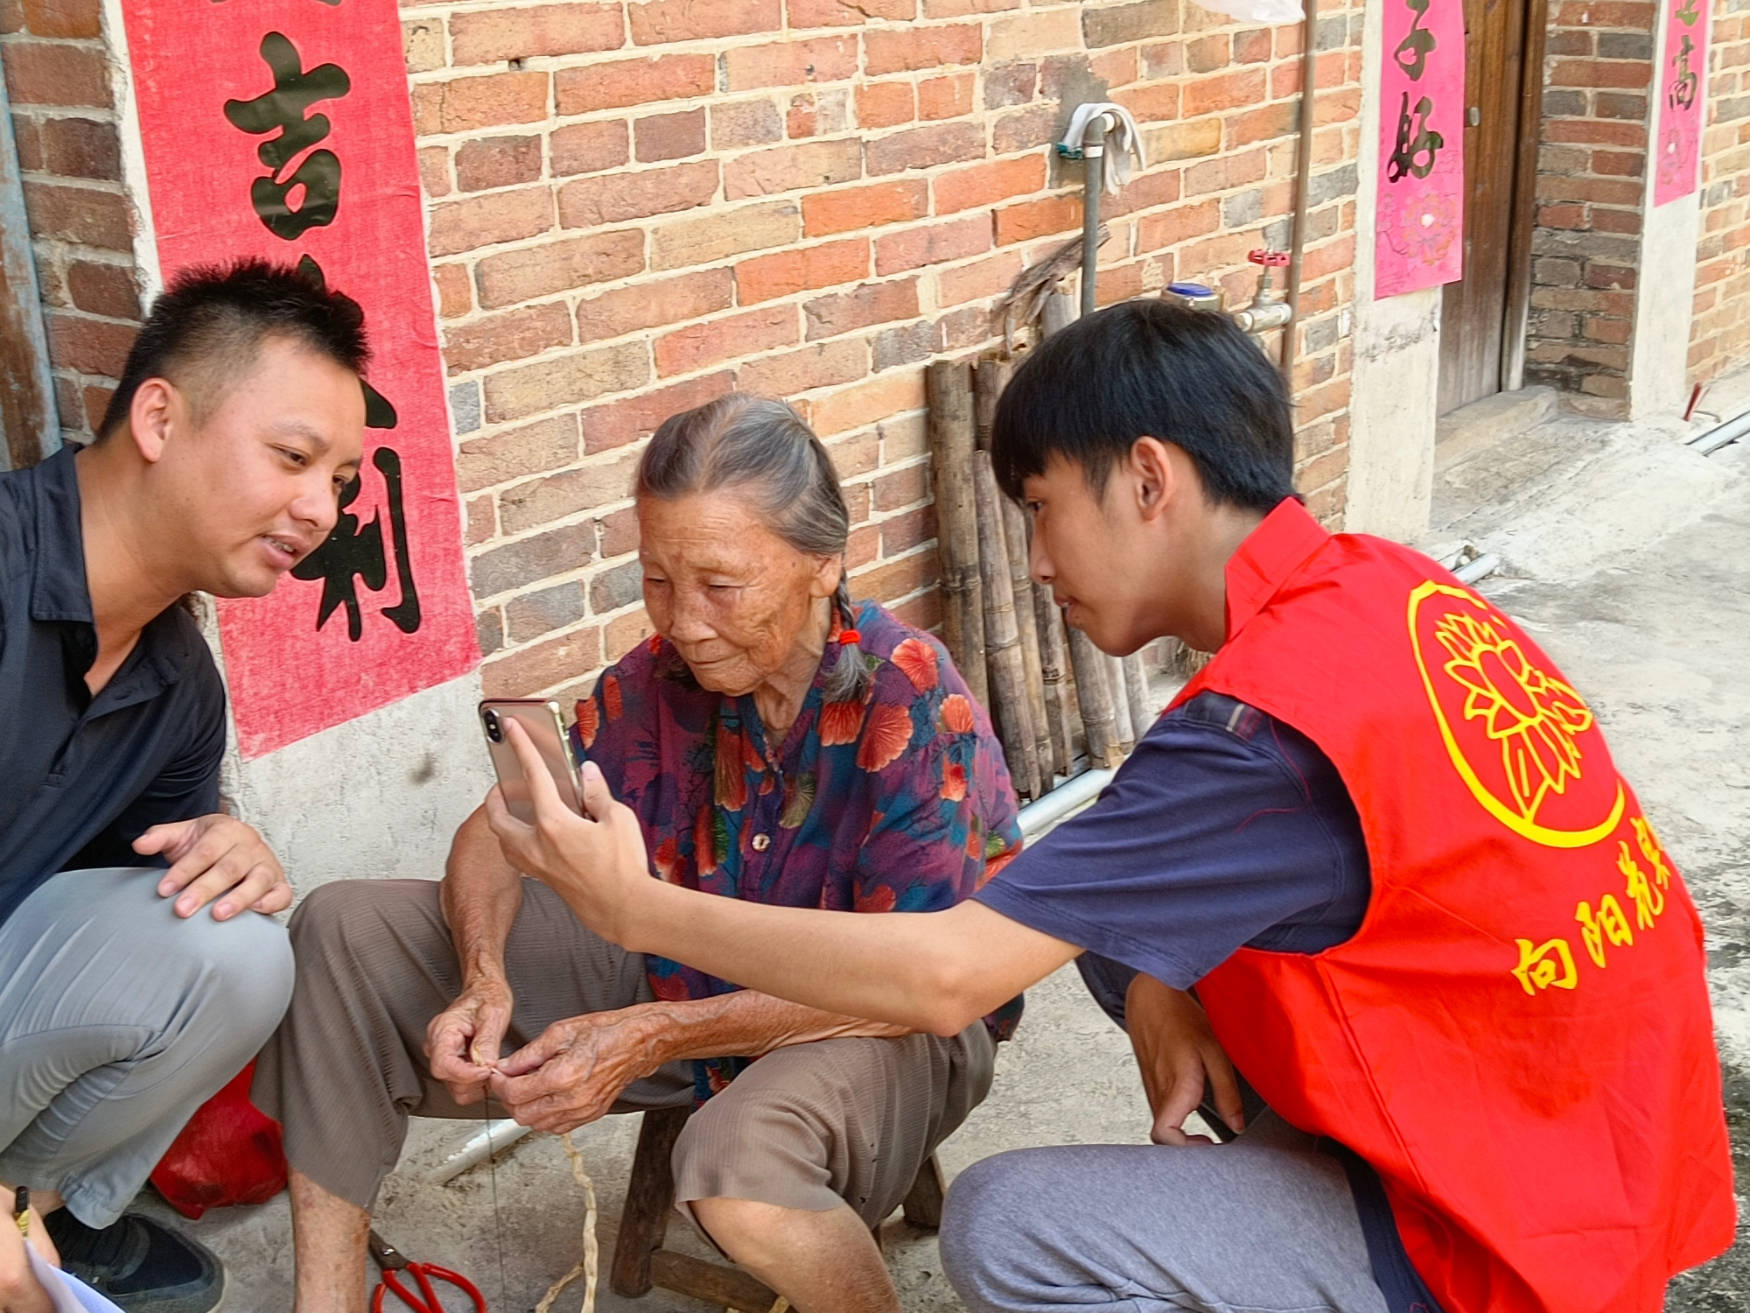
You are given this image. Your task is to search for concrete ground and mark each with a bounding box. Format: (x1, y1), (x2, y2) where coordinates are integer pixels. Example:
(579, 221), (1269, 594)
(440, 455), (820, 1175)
(141, 383), (1750, 1310)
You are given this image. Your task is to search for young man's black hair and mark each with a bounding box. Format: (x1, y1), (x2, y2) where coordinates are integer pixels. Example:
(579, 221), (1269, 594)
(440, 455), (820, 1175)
(98, 256), (369, 441)
(990, 298), (1296, 513)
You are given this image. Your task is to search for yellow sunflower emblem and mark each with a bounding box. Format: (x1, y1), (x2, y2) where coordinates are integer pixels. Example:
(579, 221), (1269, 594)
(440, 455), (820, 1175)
(1433, 611), (1594, 821)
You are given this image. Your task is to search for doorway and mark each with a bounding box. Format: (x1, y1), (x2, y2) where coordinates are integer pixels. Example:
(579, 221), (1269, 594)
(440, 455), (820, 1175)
(1437, 0), (1548, 414)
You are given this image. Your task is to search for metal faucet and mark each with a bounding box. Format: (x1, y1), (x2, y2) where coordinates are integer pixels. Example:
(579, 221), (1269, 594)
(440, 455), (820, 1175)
(1231, 248), (1293, 335)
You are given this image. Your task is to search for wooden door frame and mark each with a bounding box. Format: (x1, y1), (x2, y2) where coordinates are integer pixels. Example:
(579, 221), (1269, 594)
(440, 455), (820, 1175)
(1501, 0), (1551, 391)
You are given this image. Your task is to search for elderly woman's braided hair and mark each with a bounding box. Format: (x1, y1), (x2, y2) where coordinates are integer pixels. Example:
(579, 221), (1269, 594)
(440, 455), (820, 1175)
(636, 392), (871, 703)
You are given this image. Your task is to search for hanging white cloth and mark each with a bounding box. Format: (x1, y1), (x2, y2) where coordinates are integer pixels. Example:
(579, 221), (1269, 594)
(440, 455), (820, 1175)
(1058, 102), (1147, 194)
(1188, 0), (1304, 24)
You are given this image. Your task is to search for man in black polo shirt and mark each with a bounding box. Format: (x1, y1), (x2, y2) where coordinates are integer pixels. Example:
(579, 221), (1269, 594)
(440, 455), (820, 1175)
(0, 259), (368, 1313)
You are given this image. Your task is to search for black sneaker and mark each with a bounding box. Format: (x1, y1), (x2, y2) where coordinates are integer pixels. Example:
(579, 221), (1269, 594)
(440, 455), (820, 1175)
(43, 1211), (225, 1313)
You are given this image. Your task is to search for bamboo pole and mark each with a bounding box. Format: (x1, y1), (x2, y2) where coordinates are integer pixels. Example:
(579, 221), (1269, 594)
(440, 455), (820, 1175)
(1107, 654), (1135, 754)
(975, 357), (1055, 790)
(1122, 653), (1154, 741)
(973, 449), (1042, 799)
(1033, 587), (1077, 776)
(926, 361), (987, 709)
(1066, 627), (1118, 769)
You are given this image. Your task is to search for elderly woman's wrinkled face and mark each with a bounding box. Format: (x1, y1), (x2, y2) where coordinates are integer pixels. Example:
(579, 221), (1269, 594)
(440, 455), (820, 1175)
(637, 490), (840, 698)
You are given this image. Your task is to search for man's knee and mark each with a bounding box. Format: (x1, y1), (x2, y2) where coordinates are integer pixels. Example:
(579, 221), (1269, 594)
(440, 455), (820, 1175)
(171, 908), (295, 1058)
(940, 1152), (1046, 1312)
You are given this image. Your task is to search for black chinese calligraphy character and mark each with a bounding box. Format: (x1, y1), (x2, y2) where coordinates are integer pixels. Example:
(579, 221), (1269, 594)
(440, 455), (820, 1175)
(287, 256), (421, 639)
(223, 32), (350, 241)
(1669, 35), (1699, 110)
(1676, 0), (1701, 25)
(291, 447), (422, 640)
(1387, 92), (1444, 182)
(1394, 0), (1437, 80)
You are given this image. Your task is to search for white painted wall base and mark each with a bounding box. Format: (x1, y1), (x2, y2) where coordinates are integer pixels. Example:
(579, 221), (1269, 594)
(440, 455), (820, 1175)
(229, 671), (495, 898)
(1343, 0), (1440, 542)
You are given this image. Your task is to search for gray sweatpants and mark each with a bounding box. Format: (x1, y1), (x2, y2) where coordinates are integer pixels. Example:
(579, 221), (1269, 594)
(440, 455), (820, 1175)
(939, 1112), (1391, 1313)
(0, 868), (295, 1228)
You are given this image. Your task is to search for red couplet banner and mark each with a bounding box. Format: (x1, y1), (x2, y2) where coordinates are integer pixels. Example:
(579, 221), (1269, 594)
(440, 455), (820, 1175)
(122, 0), (478, 759)
(1373, 0), (1466, 299)
(1654, 0), (1711, 207)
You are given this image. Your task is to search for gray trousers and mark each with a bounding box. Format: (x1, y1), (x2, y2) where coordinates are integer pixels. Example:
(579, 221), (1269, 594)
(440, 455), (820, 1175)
(939, 1112), (1391, 1313)
(0, 868), (295, 1228)
(254, 877), (994, 1225)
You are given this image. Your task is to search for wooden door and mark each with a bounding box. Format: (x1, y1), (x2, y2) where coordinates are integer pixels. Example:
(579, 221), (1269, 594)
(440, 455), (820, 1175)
(1437, 0), (1546, 414)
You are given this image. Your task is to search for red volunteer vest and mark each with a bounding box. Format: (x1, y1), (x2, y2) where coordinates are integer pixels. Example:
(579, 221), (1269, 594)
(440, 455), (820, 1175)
(1178, 500), (1734, 1313)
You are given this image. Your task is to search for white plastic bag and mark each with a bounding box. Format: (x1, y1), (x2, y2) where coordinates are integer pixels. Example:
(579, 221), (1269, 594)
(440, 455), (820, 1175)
(1189, 0), (1304, 24)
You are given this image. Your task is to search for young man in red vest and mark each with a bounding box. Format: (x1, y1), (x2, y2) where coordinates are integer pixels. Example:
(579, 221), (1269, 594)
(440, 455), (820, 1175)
(487, 299), (1734, 1313)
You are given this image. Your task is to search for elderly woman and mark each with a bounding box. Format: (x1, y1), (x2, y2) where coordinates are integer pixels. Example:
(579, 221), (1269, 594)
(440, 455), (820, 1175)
(254, 394), (1021, 1313)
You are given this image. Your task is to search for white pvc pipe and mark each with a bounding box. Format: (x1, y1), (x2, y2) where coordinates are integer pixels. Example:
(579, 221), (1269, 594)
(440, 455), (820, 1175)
(433, 1118), (531, 1184)
(1690, 408), (1750, 456)
(1453, 552), (1502, 585)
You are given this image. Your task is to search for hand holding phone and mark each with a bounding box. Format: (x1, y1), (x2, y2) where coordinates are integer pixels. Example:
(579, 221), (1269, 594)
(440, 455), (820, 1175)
(479, 700), (584, 823)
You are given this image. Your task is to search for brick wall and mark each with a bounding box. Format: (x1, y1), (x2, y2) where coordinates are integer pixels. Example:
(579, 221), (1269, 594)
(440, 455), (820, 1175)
(1690, 0), (1750, 386)
(0, 0), (141, 447)
(409, 0), (1365, 708)
(1524, 0), (1654, 417)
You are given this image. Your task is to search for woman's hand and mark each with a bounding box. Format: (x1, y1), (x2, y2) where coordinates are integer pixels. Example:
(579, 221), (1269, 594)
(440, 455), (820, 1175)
(487, 1009), (663, 1134)
(1126, 973), (1245, 1145)
(484, 719), (654, 948)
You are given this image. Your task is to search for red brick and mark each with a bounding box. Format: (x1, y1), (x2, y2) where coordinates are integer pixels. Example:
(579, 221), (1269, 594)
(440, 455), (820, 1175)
(481, 629), (606, 700)
(450, 4), (624, 65)
(577, 268), (735, 342)
(874, 214), (991, 274)
(655, 305), (799, 376)
(501, 450), (646, 535)
(726, 138), (862, 199)
(864, 24), (981, 76)
(21, 0), (98, 38)
(635, 109), (706, 164)
(1181, 68), (1269, 119)
(790, 0), (915, 24)
(417, 72), (550, 135)
(1550, 2), (1654, 29)
(725, 35), (858, 90)
(917, 72), (975, 121)
(1548, 59), (1650, 89)
(457, 415), (582, 493)
(1233, 27), (1273, 63)
(444, 302), (574, 374)
(922, 0), (1018, 13)
(504, 582), (591, 644)
(552, 120), (631, 177)
(628, 0), (781, 44)
(559, 160), (718, 227)
(1590, 149), (1645, 177)
(38, 116), (118, 180)
(434, 264), (472, 319)
(1136, 200), (1221, 251)
(650, 200), (803, 271)
(858, 81), (915, 129)
(849, 547), (936, 602)
(935, 249), (1023, 303)
(1148, 118), (1224, 163)
(483, 340), (651, 423)
(418, 146), (451, 199)
(712, 99), (785, 150)
(802, 179), (928, 236)
(1536, 175), (1644, 206)
(803, 278), (919, 340)
(1106, 167), (1183, 218)
(933, 155), (1046, 215)
(476, 231), (646, 309)
(1117, 82), (1182, 125)
(427, 187), (554, 258)
(993, 193), (1081, 246)
(404, 16), (446, 74)
(65, 259), (138, 320)
(1227, 100), (1301, 149)
(583, 371), (736, 452)
(81, 383), (112, 432)
(1537, 203), (1587, 230)
(0, 42), (109, 107)
(22, 181), (130, 249)
(48, 311), (133, 376)
(555, 56), (713, 115)
(1186, 33), (1231, 73)
(805, 369), (926, 436)
(865, 122), (985, 175)
(1184, 147), (1267, 197)
(736, 338), (868, 395)
(735, 237), (871, 303)
(455, 136), (543, 192)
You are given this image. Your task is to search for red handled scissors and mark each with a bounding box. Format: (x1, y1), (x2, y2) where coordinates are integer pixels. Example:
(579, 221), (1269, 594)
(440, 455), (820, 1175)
(369, 1230), (487, 1313)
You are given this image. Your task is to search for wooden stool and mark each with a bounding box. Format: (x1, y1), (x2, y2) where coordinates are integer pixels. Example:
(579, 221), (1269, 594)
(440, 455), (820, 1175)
(608, 1104), (948, 1311)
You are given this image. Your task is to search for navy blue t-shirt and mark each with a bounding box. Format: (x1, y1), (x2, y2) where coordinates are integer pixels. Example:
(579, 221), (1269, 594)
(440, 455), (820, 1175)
(976, 690), (1442, 1313)
(0, 447), (227, 926)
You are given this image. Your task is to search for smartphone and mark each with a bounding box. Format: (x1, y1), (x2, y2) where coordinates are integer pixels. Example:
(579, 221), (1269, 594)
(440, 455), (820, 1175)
(479, 699), (585, 823)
